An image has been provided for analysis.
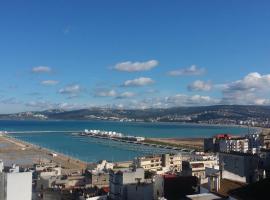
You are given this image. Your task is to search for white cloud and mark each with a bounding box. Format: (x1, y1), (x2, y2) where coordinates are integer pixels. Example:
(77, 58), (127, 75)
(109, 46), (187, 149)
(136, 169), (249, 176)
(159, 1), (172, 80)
(123, 77), (154, 87)
(59, 84), (82, 95)
(114, 60), (158, 72)
(168, 65), (205, 76)
(25, 100), (53, 109)
(95, 89), (117, 97)
(95, 89), (135, 99)
(41, 80), (59, 86)
(224, 72), (270, 92)
(25, 100), (92, 110)
(32, 66), (51, 73)
(116, 94), (220, 109)
(56, 102), (90, 110)
(165, 94), (219, 107)
(254, 99), (270, 105)
(221, 72), (270, 105)
(188, 80), (212, 91)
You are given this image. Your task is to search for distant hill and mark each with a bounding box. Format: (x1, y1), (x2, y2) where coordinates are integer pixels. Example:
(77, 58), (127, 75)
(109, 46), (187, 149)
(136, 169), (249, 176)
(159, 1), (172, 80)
(1, 105), (270, 127)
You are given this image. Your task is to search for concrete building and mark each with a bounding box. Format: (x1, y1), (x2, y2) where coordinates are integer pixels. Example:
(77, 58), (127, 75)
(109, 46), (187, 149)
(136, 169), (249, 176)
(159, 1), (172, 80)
(85, 170), (110, 188)
(246, 133), (264, 153)
(84, 160), (114, 188)
(0, 162), (32, 200)
(109, 168), (145, 200)
(95, 160), (114, 171)
(219, 138), (249, 153)
(163, 175), (199, 200)
(204, 134), (232, 153)
(259, 148), (270, 178)
(205, 167), (221, 193)
(134, 153), (182, 173)
(189, 152), (218, 162)
(125, 177), (164, 200)
(204, 138), (218, 153)
(182, 160), (218, 183)
(219, 152), (260, 183)
(37, 174), (87, 191)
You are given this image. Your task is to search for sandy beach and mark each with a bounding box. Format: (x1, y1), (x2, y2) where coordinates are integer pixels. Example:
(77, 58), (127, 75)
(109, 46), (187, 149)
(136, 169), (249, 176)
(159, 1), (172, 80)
(0, 134), (88, 170)
(145, 137), (204, 150)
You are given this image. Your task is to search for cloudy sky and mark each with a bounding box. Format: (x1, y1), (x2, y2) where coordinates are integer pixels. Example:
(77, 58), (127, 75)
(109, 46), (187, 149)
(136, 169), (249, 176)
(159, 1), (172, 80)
(0, 0), (270, 113)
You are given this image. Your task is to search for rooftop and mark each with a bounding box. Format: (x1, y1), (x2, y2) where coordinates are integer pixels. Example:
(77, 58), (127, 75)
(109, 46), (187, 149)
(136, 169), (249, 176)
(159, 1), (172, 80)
(228, 178), (270, 200)
(219, 151), (258, 157)
(217, 179), (246, 197)
(186, 193), (225, 200)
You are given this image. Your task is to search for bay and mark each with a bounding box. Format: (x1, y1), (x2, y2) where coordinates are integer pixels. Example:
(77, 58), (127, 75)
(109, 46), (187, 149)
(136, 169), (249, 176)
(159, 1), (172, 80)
(0, 120), (248, 162)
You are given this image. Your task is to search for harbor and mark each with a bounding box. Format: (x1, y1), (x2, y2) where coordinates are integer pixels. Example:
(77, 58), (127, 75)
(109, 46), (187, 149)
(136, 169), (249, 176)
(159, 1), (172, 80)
(2, 128), (195, 164)
(0, 120), (248, 162)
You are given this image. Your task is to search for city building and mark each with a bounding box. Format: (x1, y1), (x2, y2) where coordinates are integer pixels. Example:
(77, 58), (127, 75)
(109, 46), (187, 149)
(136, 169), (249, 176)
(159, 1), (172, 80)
(134, 153), (182, 173)
(88, 160), (114, 172)
(181, 159), (218, 184)
(259, 148), (270, 178)
(84, 160), (114, 188)
(163, 175), (199, 200)
(204, 134), (232, 152)
(85, 170), (110, 188)
(246, 132), (264, 153)
(219, 138), (249, 153)
(219, 152), (260, 183)
(0, 161), (32, 200)
(189, 152), (218, 162)
(109, 168), (145, 200)
(124, 177), (164, 200)
(204, 134), (251, 153)
(204, 167), (221, 193)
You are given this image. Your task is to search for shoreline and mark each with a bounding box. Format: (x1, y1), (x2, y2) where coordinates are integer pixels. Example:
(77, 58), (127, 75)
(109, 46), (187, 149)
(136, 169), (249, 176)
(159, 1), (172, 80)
(1, 134), (88, 170)
(0, 123), (259, 167)
(0, 118), (253, 129)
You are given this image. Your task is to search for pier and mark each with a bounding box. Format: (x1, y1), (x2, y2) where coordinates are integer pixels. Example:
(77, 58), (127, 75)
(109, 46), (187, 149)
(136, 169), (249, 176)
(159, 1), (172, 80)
(4, 130), (195, 155)
(75, 132), (194, 154)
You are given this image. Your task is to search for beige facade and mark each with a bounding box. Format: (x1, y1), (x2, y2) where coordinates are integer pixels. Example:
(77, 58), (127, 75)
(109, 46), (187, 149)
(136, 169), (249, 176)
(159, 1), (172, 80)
(134, 154), (182, 173)
(182, 160), (218, 183)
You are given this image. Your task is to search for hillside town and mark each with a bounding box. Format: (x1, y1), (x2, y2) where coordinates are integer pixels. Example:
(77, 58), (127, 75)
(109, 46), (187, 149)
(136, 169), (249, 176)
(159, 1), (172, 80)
(1, 129), (270, 200)
(2, 106), (270, 128)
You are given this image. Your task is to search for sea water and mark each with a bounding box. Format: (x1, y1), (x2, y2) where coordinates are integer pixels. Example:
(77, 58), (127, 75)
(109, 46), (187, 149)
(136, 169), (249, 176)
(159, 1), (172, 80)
(0, 120), (248, 162)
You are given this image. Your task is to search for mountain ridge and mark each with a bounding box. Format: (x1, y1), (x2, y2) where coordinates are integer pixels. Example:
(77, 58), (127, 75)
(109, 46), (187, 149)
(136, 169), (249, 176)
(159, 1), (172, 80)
(1, 105), (270, 127)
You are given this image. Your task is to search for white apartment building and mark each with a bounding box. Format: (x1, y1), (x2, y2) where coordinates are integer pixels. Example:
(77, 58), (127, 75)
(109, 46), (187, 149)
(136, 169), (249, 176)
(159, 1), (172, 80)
(0, 161), (32, 200)
(219, 138), (249, 153)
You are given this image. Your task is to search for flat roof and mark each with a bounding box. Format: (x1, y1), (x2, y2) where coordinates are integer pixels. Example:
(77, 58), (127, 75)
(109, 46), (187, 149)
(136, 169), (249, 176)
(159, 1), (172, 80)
(217, 179), (246, 197)
(186, 193), (224, 200)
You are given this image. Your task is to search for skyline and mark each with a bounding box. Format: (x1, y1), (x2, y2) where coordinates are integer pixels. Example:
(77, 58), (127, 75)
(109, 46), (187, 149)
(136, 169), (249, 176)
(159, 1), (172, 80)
(1, 0), (270, 113)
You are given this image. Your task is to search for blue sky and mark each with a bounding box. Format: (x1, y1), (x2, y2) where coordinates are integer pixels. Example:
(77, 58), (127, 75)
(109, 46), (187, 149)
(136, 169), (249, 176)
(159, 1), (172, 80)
(0, 0), (270, 113)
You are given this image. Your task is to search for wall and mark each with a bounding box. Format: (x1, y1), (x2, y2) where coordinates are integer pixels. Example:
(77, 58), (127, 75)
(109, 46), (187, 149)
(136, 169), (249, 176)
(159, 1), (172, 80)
(126, 183), (153, 200)
(222, 170), (246, 183)
(6, 172), (32, 200)
(0, 173), (6, 200)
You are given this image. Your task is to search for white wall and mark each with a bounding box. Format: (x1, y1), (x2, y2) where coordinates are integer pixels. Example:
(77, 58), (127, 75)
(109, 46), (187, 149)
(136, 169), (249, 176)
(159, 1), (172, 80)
(222, 170), (246, 183)
(6, 172), (32, 200)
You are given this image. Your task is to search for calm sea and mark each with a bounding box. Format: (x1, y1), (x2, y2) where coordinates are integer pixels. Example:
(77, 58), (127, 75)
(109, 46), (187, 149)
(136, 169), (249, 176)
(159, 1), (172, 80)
(0, 120), (248, 162)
